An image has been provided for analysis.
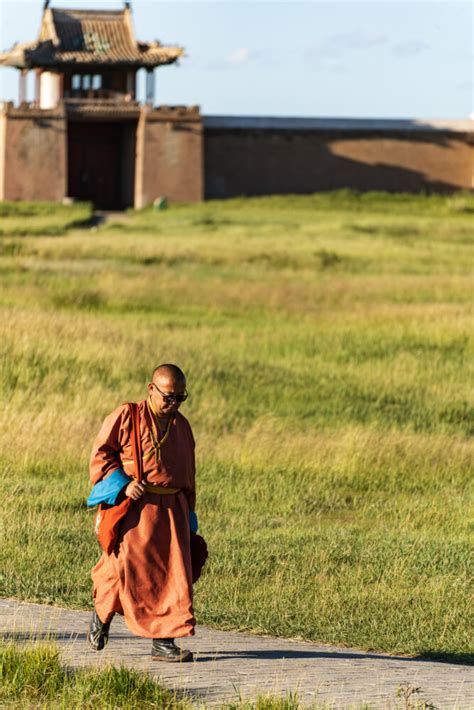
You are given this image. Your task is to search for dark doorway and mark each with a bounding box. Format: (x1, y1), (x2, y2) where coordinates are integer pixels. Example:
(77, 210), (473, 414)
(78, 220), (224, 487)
(67, 121), (136, 210)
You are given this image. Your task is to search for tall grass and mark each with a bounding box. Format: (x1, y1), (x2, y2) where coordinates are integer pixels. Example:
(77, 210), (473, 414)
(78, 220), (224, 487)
(0, 642), (189, 709)
(0, 193), (472, 660)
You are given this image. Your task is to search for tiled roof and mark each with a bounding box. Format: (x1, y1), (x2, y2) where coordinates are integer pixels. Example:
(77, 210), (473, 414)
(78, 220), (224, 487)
(0, 6), (183, 68)
(204, 116), (474, 133)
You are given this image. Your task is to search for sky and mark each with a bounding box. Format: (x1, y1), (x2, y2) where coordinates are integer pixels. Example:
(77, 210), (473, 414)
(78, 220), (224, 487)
(0, 0), (472, 119)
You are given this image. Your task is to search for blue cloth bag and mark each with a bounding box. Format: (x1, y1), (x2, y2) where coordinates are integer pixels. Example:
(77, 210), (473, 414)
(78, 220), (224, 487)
(87, 468), (198, 532)
(86, 468), (130, 507)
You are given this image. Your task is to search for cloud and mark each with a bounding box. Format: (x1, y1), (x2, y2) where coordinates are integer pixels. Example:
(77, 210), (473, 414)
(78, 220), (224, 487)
(305, 29), (388, 64)
(391, 40), (430, 57)
(457, 80), (474, 91)
(326, 63), (348, 75)
(328, 30), (388, 52)
(205, 47), (262, 71)
(227, 47), (253, 65)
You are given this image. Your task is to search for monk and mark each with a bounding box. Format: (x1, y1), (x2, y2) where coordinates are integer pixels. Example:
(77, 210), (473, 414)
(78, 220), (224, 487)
(87, 364), (197, 662)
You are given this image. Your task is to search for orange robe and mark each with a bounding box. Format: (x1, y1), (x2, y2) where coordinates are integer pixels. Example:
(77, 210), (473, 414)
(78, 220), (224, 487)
(89, 399), (196, 639)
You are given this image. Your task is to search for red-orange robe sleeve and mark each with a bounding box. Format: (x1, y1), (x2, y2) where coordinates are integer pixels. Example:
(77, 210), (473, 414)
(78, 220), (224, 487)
(89, 404), (131, 485)
(183, 419), (196, 512)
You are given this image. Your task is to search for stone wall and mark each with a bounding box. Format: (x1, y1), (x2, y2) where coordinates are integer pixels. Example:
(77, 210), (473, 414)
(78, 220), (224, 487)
(0, 112), (5, 200)
(0, 108), (471, 206)
(204, 117), (473, 198)
(135, 105), (203, 207)
(0, 103), (67, 201)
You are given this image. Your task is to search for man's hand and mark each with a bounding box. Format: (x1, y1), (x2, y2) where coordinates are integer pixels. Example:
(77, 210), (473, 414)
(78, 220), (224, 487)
(125, 480), (145, 500)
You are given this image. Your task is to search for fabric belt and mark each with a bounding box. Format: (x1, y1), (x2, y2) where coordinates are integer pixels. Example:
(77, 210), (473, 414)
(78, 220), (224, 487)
(144, 482), (180, 495)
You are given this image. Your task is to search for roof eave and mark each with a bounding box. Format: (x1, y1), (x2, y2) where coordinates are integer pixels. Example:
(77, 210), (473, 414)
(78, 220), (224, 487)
(0, 39), (41, 69)
(0, 53), (183, 70)
(0, 52), (30, 69)
(0, 40), (184, 70)
(39, 7), (60, 46)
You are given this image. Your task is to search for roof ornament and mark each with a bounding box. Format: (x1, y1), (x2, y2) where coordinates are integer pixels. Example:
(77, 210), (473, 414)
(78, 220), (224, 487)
(124, 1), (131, 8)
(43, 0), (50, 8)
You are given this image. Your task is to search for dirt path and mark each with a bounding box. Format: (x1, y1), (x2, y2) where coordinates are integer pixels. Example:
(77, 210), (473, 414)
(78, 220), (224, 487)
(0, 600), (471, 708)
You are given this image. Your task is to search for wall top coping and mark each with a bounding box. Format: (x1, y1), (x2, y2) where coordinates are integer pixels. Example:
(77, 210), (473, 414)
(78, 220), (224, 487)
(0, 101), (66, 118)
(147, 105), (200, 115)
(65, 101), (141, 118)
(0, 101), (201, 123)
(203, 115), (473, 133)
(143, 105), (201, 123)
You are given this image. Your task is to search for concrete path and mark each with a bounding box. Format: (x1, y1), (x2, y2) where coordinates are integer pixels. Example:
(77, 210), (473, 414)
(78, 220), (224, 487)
(0, 600), (472, 709)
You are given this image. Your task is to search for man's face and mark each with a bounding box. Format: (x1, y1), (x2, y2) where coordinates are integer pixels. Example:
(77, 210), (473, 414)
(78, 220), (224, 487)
(147, 375), (187, 417)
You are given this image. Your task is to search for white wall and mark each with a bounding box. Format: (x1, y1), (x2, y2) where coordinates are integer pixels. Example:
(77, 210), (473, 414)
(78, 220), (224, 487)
(40, 72), (60, 109)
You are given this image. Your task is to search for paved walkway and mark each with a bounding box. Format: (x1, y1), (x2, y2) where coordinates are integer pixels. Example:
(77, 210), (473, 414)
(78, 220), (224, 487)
(0, 600), (472, 709)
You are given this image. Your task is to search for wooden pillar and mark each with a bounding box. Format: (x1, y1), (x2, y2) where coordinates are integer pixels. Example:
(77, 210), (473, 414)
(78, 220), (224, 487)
(146, 69), (154, 106)
(126, 70), (136, 101)
(34, 69), (42, 107)
(145, 70), (151, 105)
(19, 69), (27, 104)
(59, 73), (64, 102)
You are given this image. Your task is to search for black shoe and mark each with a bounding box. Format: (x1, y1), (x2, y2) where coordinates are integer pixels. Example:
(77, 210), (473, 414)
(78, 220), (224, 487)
(88, 609), (112, 651)
(151, 638), (193, 662)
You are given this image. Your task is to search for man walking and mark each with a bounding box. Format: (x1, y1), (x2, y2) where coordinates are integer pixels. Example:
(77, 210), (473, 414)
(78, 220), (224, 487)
(87, 364), (197, 662)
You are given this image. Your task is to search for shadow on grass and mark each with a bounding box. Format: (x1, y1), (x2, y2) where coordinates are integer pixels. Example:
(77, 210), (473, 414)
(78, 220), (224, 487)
(417, 650), (474, 666)
(3, 632), (472, 666)
(69, 212), (107, 230)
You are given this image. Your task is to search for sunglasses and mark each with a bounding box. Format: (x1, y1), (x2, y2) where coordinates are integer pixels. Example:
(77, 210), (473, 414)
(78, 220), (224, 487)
(152, 383), (188, 404)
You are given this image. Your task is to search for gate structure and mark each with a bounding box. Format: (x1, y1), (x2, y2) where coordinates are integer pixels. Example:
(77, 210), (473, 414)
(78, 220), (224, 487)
(0, 1), (203, 206)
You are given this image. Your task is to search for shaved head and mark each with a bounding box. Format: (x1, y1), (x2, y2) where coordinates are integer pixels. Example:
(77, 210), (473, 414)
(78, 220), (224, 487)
(148, 364), (187, 418)
(151, 364), (186, 384)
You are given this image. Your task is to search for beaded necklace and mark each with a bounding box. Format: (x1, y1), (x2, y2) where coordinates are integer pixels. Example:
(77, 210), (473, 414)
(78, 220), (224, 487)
(146, 396), (174, 464)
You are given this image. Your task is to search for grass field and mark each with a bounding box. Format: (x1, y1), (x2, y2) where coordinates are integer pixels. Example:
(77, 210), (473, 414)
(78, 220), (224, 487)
(0, 201), (93, 237)
(0, 192), (472, 662)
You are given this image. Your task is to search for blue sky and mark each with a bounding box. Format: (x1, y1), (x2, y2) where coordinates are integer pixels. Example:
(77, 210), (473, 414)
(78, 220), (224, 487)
(0, 0), (472, 118)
